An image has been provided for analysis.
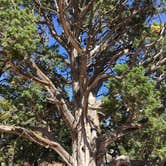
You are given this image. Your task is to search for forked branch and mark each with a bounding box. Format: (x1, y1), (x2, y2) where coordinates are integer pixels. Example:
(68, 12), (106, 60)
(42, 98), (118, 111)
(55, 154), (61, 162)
(0, 124), (73, 166)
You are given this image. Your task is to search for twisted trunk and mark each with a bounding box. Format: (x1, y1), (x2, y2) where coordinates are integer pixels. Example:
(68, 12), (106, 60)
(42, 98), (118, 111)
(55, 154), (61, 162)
(72, 107), (101, 166)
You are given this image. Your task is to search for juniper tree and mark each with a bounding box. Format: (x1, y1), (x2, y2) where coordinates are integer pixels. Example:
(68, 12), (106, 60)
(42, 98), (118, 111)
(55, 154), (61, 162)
(0, 0), (166, 165)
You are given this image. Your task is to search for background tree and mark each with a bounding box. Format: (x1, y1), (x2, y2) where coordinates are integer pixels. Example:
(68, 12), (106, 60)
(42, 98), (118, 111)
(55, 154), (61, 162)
(0, 0), (166, 165)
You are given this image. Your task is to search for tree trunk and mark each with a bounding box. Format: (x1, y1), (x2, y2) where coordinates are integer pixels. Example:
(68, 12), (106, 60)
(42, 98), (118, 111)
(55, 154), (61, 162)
(72, 108), (101, 166)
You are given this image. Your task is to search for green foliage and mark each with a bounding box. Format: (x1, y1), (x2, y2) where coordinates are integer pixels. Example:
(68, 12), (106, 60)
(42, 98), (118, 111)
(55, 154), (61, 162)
(103, 65), (160, 117)
(0, 79), (72, 164)
(0, 0), (39, 59)
(0, 80), (46, 125)
(0, 134), (63, 165)
(103, 65), (165, 160)
(0, 0), (165, 165)
(0, 74), (71, 164)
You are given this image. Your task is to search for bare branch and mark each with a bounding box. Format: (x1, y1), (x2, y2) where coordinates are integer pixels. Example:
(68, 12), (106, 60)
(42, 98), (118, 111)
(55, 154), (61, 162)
(57, 0), (83, 55)
(34, 0), (70, 53)
(89, 8), (149, 58)
(6, 59), (75, 130)
(87, 73), (121, 93)
(8, 61), (49, 86)
(80, 0), (95, 19)
(44, 15), (69, 51)
(30, 60), (76, 130)
(150, 57), (166, 72)
(104, 123), (142, 147)
(97, 123), (143, 156)
(0, 124), (73, 166)
(87, 48), (131, 93)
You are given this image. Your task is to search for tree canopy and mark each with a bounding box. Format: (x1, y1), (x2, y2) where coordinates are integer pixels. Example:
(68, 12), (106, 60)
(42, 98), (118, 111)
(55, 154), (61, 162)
(0, 0), (166, 165)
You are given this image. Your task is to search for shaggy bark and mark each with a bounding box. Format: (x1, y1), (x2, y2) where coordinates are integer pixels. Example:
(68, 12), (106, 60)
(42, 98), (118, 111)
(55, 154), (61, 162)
(0, 125), (73, 166)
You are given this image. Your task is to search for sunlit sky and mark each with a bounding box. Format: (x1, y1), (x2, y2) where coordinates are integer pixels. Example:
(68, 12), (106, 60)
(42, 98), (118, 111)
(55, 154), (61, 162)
(0, 3), (166, 100)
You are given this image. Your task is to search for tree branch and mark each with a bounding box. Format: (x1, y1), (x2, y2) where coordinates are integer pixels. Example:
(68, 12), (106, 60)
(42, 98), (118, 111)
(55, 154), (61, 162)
(0, 124), (73, 166)
(97, 123), (143, 156)
(34, 0), (71, 54)
(80, 0), (95, 19)
(7, 59), (75, 130)
(89, 7), (149, 59)
(30, 60), (76, 130)
(87, 73), (121, 93)
(8, 61), (49, 86)
(57, 0), (83, 55)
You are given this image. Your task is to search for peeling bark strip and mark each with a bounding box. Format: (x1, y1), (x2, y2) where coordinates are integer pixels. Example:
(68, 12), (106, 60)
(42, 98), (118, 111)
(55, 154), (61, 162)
(0, 125), (73, 166)
(72, 109), (99, 166)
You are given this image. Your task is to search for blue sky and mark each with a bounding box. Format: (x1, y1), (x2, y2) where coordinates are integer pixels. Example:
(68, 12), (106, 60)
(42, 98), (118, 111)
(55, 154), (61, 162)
(46, 12), (166, 99)
(0, 3), (166, 100)
(160, 13), (166, 22)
